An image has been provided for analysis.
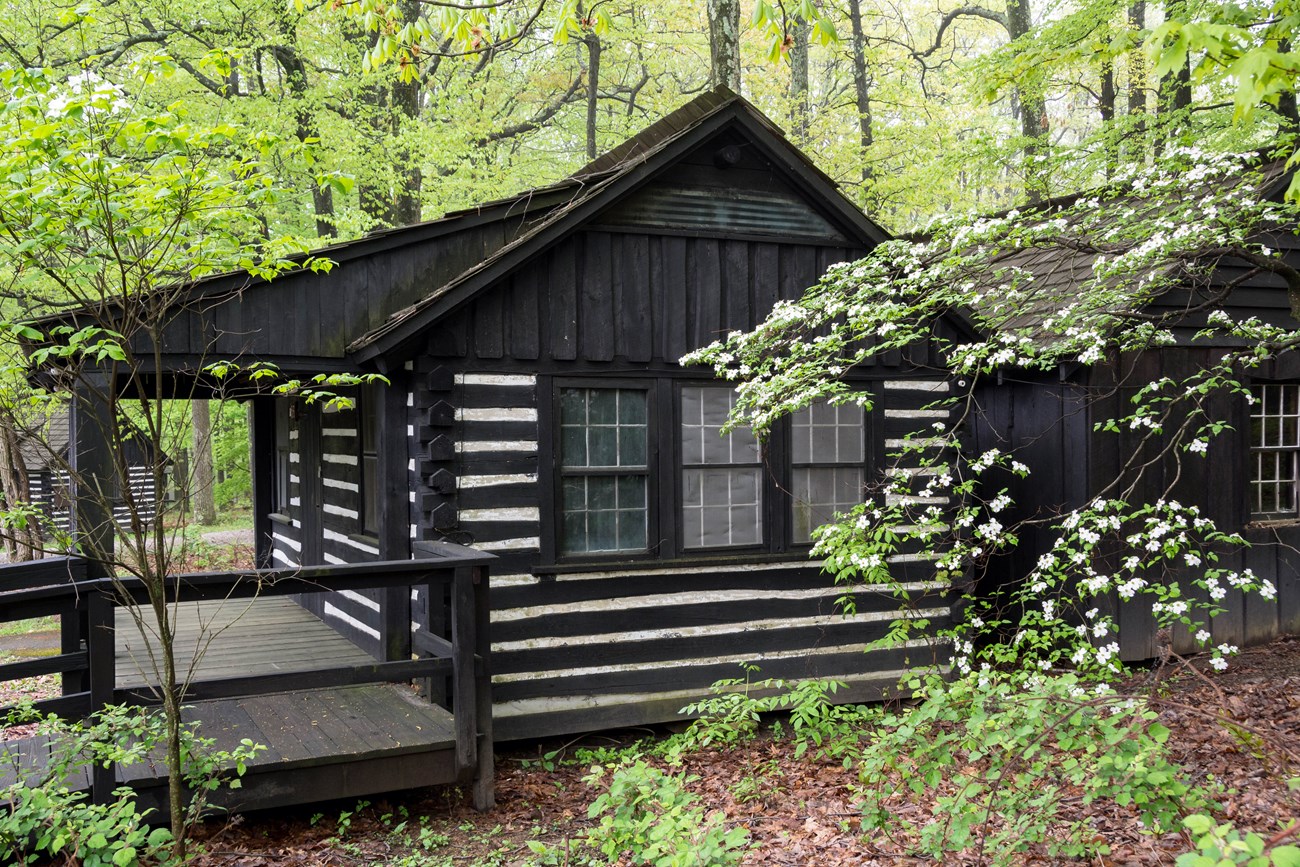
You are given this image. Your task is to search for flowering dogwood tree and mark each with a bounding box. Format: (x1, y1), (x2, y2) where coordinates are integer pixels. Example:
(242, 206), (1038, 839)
(687, 147), (1295, 680)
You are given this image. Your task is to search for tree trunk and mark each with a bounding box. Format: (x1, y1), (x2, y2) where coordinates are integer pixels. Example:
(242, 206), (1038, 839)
(0, 419), (37, 561)
(272, 6), (337, 239)
(390, 0), (424, 227)
(1006, 0), (1049, 202)
(1101, 57), (1117, 177)
(584, 32), (602, 159)
(707, 0), (742, 92)
(1158, 0), (1191, 128)
(788, 16), (810, 140)
(1278, 40), (1299, 137)
(847, 0), (875, 189)
(1125, 1), (1147, 160)
(191, 400), (216, 526)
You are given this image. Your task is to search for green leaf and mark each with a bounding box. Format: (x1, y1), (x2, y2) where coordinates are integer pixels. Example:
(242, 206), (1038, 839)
(1271, 845), (1300, 866)
(1147, 722), (1170, 744)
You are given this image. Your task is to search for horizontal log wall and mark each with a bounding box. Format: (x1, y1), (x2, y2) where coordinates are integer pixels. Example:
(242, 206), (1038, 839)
(486, 562), (955, 740)
(409, 369), (961, 740)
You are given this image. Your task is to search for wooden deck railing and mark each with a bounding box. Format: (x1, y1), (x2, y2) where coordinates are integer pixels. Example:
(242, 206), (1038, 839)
(0, 542), (494, 806)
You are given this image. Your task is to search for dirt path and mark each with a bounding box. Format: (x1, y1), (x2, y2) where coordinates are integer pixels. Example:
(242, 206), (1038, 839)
(0, 630), (58, 655)
(200, 529), (254, 547)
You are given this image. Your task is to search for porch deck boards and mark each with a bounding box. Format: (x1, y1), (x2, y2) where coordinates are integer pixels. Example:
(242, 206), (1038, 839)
(114, 596), (374, 691)
(3, 597), (464, 812)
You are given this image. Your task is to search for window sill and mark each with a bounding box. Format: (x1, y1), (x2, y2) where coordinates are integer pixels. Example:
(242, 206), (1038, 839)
(349, 532), (381, 549)
(535, 551), (822, 576)
(1246, 517), (1300, 529)
(268, 512), (293, 526)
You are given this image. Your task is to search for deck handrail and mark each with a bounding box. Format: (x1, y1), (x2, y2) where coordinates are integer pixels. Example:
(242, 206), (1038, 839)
(0, 547), (494, 806)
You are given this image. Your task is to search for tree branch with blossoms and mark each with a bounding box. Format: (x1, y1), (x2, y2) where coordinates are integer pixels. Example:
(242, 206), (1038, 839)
(684, 147), (1298, 682)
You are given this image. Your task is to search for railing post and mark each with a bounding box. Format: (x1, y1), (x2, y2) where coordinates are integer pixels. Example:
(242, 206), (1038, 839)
(60, 599), (87, 696)
(378, 376), (412, 662)
(450, 566), (477, 779)
(471, 564), (494, 811)
(380, 586), (412, 662)
(86, 586), (115, 804)
(68, 372), (116, 576)
(423, 579), (449, 708)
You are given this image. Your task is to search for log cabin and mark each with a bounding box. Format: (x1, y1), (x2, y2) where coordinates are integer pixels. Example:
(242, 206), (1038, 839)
(85, 87), (965, 740)
(970, 161), (1300, 660)
(12, 407), (170, 537)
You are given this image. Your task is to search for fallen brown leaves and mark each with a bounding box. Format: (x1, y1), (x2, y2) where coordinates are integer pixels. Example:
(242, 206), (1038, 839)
(182, 637), (1300, 865)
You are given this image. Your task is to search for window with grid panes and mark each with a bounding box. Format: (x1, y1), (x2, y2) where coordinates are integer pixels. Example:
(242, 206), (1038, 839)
(559, 388), (649, 554)
(680, 386), (763, 548)
(791, 401), (866, 542)
(1250, 383), (1300, 517)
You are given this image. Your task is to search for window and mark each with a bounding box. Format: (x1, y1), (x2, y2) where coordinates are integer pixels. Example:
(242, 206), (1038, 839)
(360, 386), (379, 535)
(791, 402), (866, 542)
(550, 380), (871, 562)
(681, 387), (762, 548)
(1250, 383), (1300, 517)
(559, 387), (649, 554)
(273, 400), (291, 514)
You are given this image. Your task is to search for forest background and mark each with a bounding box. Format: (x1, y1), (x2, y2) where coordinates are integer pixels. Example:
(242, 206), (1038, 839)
(4, 0), (1281, 518)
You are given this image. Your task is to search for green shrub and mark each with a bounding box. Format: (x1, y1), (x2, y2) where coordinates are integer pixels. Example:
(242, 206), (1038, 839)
(673, 665), (872, 764)
(0, 783), (174, 866)
(583, 761), (750, 867)
(856, 670), (1214, 865)
(1177, 815), (1300, 867)
(0, 702), (261, 865)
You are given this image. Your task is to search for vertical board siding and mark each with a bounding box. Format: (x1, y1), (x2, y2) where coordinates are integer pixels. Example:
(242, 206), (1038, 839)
(976, 349), (1299, 664)
(445, 230), (915, 369)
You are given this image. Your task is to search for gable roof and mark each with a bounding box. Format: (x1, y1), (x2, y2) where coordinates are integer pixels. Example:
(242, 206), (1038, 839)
(348, 86), (891, 364)
(963, 156), (1297, 344)
(16, 407), (70, 470)
(30, 88), (891, 375)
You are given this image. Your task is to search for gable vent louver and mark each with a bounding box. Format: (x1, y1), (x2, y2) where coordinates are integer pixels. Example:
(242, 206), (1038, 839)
(598, 186), (848, 242)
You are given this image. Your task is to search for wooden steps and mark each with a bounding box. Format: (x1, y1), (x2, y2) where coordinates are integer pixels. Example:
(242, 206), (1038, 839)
(2, 683), (460, 814)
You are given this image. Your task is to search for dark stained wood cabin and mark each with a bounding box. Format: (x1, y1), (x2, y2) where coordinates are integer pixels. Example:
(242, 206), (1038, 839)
(124, 89), (963, 740)
(15, 408), (171, 535)
(971, 173), (1300, 661)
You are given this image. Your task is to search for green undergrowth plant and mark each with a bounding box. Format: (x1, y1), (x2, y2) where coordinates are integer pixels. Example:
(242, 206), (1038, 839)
(855, 668), (1215, 865)
(319, 801), (451, 867)
(2, 703), (170, 866)
(1177, 814), (1300, 867)
(0, 702), (261, 866)
(669, 665), (877, 765)
(582, 761), (750, 867)
(523, 761), (751, 867)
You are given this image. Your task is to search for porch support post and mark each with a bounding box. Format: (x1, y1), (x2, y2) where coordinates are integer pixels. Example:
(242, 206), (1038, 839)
(68, 370), (115, 579)
(471, 563), (494, 810)
(378, 373), (412, 661)
(249, 397), (275, 569)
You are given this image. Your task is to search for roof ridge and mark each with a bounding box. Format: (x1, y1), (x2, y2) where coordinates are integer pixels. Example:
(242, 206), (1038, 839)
(570, 85), (743, 179)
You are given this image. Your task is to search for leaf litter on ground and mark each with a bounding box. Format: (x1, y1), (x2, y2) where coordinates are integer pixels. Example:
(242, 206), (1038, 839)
(86, 635), (1300, 864)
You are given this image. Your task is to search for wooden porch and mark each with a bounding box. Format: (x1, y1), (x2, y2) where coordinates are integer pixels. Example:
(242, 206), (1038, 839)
(0, 545), (494, 814)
